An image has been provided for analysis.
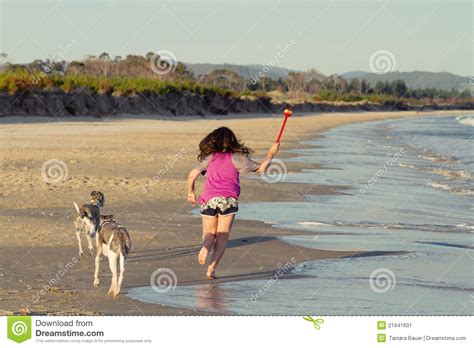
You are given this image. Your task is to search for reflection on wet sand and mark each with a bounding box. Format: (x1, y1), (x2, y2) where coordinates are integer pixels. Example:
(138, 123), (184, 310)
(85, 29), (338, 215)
(196, 284), (229, 314)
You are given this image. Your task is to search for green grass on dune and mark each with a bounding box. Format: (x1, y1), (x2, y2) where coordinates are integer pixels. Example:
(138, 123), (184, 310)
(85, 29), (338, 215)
(0, 69), (234, 98)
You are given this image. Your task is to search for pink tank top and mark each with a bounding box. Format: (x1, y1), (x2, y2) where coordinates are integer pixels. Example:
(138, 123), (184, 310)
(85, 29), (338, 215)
(198, 152), (240, 204)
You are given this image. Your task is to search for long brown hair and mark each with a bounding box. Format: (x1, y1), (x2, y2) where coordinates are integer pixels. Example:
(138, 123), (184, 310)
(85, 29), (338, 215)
(197, 127), (253, 161)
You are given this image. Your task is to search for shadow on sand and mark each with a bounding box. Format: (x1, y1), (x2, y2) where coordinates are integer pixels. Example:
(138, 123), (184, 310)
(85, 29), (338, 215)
(126, 235), (278, 263)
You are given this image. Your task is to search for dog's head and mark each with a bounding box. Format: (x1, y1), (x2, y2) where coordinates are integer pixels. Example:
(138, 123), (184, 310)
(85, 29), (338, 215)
(100, 214), (115, 224)
(90, 191), (105, 207)
(79, 206), (100, 238)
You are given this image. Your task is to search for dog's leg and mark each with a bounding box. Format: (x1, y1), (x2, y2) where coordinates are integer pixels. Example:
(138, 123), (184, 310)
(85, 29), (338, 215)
(93, 241), (102, 287)
(107, 251), (118, 296)
(76, 230), (83, 257)
(116, 252), (125, 297)
(86, 234), (94, 255)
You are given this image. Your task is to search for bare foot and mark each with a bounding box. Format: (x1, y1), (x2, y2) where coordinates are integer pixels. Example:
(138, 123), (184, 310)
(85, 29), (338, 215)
(198, 246), (209, 265)
(206, 267), (218, 279)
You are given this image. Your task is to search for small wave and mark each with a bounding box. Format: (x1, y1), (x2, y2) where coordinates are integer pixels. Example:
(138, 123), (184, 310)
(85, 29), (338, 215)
(430, 168), (472, 180)
(398, 162), (417, 169)
(457, 189), (474, 196)
(399, 160), (473, 197)
(455, 115), (474, 127)
(428, 182), (452, 191)
(298, 221), (331, 227)
(313, 220), (473, 233)
(292, 251), (433, 274)
(456, 223), (474, 231)
(419, 154), (457, 164)
(427, 181), (474, 196)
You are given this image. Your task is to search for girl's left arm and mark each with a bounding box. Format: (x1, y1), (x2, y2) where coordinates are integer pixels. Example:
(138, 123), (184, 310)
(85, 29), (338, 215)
(187, 168), (201, 205)
(256, 143), (280, 173)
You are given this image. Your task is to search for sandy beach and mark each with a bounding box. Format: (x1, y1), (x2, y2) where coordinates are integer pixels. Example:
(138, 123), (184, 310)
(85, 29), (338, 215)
(0, 109), (470, 315)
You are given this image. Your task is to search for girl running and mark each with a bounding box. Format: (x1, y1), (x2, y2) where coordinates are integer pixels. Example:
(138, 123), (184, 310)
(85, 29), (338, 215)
(187, 127), (280, 279)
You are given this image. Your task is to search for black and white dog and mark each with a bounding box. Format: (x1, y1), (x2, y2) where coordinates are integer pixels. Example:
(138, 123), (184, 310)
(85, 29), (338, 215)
(73, 191), (105, 257)
(93, 214), (131, 297)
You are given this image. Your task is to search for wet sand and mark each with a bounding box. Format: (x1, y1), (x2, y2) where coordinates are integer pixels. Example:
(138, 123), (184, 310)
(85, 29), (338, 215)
(0, 109), (469, 315)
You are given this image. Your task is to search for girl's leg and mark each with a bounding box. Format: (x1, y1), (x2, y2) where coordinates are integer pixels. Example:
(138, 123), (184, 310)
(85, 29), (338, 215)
(207, 214), (235, 279)
(198, 216), (218, 265)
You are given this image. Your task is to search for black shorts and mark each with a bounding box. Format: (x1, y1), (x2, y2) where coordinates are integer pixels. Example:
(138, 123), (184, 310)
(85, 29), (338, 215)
(200, 196), (239, 217)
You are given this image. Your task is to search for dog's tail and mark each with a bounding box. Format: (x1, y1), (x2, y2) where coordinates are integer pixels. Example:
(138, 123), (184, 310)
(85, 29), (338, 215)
(125, 238), (131, 255)
(123, 232), (132, 257)
(73, 202), (80, 214)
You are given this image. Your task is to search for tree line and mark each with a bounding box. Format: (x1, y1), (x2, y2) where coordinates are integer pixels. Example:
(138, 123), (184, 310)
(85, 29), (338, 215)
(0, 52), (471, 103)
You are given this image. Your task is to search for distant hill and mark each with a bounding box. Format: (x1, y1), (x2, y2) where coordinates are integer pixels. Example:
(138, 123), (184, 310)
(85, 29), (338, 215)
(185, 63), (304, 80)
(340, 71), (367, 79)
(341, 71), (470, 91)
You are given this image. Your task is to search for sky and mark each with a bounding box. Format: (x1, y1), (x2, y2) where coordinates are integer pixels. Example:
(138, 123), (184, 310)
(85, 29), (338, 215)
(0, 0), (471, 76)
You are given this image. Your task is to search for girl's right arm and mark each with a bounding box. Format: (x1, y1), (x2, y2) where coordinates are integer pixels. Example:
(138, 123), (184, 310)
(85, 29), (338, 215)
(187, 168), (201, 205)
(257, 143), (280, 173)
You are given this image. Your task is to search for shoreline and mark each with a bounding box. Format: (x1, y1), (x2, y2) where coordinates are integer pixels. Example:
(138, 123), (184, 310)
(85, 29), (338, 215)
(0, 107), (471, 122)
(0, 109), (472, 315)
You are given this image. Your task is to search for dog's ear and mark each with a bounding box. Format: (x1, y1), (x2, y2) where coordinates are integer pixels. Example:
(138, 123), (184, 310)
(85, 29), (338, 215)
(90, 190), (97, 197)
(98, 192), (105, 206)
(79, 207), (86, 218)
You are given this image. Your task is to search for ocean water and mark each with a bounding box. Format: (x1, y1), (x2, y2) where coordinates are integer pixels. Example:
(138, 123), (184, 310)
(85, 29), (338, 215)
(128, 114), (474, 315)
